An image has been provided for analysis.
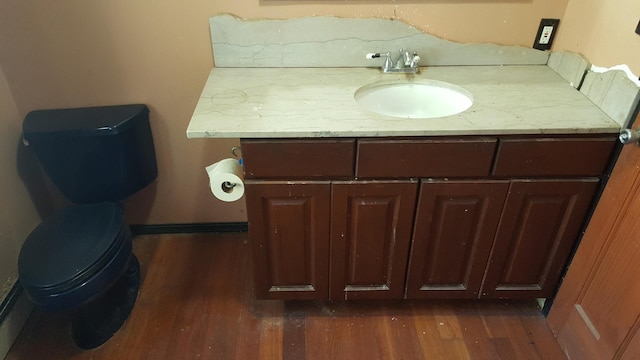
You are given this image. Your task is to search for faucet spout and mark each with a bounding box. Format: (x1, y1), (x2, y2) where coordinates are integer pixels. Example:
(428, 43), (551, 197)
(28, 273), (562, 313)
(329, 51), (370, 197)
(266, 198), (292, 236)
(366, 49), (421, 73)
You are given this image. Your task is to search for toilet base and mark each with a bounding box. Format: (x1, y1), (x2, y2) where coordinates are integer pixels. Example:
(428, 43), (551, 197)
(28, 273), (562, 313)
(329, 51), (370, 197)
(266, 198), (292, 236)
(70, 254), (141, 349)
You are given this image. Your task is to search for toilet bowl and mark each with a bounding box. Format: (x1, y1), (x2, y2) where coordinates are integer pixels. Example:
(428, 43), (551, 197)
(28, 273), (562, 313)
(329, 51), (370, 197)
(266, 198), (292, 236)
(18, 104), (157, 349)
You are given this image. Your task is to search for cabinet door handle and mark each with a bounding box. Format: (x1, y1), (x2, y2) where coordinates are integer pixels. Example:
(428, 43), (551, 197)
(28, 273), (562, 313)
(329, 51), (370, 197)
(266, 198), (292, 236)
(619, 129), (640, 145)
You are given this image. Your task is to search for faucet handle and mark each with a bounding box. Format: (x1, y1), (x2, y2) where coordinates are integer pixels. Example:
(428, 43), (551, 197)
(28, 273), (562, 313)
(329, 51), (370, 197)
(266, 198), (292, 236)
(410, 53), (421, 68)
(366, 52), (393, 70)
(366, 52), (390, 59)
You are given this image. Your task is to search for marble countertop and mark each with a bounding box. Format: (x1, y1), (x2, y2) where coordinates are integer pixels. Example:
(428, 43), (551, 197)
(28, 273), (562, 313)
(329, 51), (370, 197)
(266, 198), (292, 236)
(186, 66), (620, 139)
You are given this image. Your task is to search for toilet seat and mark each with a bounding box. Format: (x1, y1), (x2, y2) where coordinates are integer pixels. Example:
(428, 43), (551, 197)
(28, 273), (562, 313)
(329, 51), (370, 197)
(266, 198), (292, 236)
(18, 202), (132, 310)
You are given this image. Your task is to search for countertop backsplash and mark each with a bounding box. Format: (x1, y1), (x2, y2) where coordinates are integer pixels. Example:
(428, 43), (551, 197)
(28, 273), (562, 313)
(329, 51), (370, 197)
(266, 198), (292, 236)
(547, 51), (640, 128)
(209, 14), (549, 68)
(193, 14), (640, 135)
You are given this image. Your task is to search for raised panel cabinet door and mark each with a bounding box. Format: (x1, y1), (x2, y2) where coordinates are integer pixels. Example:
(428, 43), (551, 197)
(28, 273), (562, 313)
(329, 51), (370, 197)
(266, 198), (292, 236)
(406, 181), (509, 299)
(245, 181), (331, 300)
(330, 181), (418, 300)
(481, 179), (599, 299)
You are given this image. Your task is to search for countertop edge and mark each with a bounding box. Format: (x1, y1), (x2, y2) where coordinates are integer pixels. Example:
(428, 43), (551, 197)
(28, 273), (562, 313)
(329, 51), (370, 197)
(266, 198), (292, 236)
(187, 66), (621, 139)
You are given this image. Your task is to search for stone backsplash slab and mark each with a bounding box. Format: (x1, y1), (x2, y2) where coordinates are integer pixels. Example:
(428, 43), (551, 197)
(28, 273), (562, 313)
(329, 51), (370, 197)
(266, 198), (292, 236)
(581, 70), (640, 128)
(548, 51), (591, 89)
(210, 15), (549, 68)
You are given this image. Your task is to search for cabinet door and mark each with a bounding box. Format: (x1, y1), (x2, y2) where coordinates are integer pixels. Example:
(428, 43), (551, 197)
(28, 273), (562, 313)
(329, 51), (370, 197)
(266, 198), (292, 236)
(331, 181), (418, 300)
(245, 181), (331, 300)
(406, 181), (509, 299)
(481, 179), (599, 299)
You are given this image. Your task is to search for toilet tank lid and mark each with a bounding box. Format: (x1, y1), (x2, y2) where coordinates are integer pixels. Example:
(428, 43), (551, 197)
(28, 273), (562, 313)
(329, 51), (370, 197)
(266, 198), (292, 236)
(23, 104), (148, 137)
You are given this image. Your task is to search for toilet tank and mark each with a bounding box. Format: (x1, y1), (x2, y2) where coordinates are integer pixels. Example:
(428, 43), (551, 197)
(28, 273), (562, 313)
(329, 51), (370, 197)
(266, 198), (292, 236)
(22, 104), (158, 203)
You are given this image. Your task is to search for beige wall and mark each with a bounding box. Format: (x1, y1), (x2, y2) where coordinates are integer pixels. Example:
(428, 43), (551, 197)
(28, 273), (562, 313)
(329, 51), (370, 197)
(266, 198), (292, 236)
(0, 0), (572, 225)
(0, 64), (40, 297)
(555, 0), (640, 74)
(2, 0), (638, 225)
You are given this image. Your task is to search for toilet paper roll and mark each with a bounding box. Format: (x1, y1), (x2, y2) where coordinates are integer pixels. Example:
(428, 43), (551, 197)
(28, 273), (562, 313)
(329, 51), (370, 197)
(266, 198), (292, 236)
(205, 158), (245, 202)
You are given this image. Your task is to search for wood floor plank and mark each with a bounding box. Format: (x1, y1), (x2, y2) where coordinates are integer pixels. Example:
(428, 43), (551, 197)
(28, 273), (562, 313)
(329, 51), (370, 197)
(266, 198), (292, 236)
(433, 303), (465, 340)
(517, 309), (568, 360)
(7, 232), (565, 360)
(411, 304), (471, 359)
(283, 302), (306, 360)
(305, 302), (387, 359)
(457, 303), (506, 360)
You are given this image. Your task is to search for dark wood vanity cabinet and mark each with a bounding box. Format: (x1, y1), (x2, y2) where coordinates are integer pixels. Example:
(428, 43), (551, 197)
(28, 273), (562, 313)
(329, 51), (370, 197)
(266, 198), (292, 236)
(405, 179), (599, 300)
(241, 135), (616, 301)
(405, 180), (510, 299)
(244, 181), (331, 300)
(244, 179), (418, 301)
(480, 179), (599, 299)
(330, 181), (418, 301)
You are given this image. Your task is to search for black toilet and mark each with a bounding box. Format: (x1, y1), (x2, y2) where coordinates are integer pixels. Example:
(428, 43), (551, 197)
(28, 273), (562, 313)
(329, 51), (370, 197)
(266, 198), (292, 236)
(18, 104), (157, 349)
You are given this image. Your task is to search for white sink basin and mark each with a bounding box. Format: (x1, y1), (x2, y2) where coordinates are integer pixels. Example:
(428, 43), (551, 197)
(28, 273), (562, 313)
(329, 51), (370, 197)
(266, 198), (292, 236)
(354, 80), (473, 119)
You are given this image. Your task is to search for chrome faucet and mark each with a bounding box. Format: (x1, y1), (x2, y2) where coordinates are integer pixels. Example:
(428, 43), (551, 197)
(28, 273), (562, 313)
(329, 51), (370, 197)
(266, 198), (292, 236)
(366, 48), (420, 73)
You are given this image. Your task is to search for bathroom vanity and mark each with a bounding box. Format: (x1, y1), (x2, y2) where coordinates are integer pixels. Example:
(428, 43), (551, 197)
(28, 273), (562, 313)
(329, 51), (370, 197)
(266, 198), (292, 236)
(187, 65), (621, 301)
(240, 135), (614, 301)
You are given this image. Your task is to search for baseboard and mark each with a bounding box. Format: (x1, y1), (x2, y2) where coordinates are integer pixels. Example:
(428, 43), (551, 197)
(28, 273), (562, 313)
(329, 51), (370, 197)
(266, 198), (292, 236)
(129, 222), (248, 235)
(0, 283), (22, 326)
(0, 283), (33, 359)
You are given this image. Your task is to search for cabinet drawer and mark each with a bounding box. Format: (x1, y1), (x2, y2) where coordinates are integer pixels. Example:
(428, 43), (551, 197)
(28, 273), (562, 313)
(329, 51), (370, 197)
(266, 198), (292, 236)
(356, 138), (497, 178)
(241, 139), (355, 179)
(492, 137), (616, 177)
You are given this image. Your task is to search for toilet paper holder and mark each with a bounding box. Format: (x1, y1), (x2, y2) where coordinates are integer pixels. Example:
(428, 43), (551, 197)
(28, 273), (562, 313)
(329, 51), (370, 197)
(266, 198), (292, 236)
(231, 146), (242, 162)
(221, 146), (243, 191)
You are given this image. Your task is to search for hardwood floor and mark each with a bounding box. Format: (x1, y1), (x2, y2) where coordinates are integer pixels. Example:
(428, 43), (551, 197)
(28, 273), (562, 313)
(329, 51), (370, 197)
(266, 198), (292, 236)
(7, 232), (565, 359)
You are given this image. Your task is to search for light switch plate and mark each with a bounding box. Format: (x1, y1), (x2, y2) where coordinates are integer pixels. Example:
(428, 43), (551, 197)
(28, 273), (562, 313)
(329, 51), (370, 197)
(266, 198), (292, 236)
(533, 18), (560, 51)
